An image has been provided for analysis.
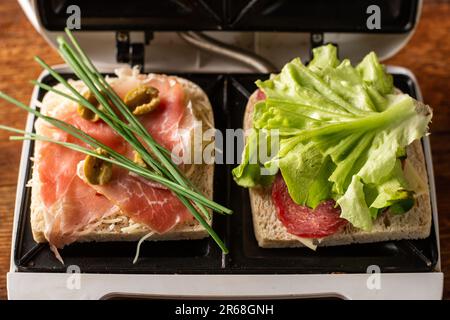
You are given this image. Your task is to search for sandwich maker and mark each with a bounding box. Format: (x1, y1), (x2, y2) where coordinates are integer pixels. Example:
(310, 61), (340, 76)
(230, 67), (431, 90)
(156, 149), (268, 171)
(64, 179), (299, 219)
(8, 0), (443, 299)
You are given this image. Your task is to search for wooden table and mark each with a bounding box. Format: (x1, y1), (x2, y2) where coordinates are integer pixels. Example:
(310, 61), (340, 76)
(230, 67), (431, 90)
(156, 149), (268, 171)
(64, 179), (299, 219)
(0, 0), (449, 300)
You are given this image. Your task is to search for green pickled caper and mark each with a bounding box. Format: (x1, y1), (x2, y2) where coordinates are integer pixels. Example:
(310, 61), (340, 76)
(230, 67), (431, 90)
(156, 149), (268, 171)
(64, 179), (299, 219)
(124, 85), (160, 116)
(84, 148), (112, 185)
(78, 90), (104, 122)
(133, 150), (147, 168)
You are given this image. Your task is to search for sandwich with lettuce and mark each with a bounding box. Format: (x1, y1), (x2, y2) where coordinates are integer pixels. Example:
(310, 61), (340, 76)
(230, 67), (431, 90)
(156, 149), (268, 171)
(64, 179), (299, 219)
(233, 44), (433, 249)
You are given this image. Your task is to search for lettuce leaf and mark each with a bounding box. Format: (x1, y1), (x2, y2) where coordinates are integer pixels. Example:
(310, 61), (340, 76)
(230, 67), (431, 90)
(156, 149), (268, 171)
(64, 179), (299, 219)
(278, 142), (335, 208)
(232, 129), (275, 188)
(233, 45), (432, 231)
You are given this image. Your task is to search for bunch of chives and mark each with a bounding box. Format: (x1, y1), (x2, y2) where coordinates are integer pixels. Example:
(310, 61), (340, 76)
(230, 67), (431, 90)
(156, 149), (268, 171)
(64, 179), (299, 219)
(0, 28), (231, 253)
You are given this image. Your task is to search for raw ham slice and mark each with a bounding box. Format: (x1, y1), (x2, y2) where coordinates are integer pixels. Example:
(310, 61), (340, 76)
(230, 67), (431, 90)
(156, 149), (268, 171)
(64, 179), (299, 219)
(38, 111), (126, 207)
(105, 74), (193, 230)
(271, 174), (347, 238)
(43, 175), (118, 248)
(79, 165), (193, 233)
(139, 78), (187, 151)
(110, 73), (188, 151)
(37, 112), (124, 248)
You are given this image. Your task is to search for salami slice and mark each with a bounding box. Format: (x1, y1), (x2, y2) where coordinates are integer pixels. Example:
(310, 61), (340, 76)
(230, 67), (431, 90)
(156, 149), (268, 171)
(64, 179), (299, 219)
(271, 174), (347, 238)
(256, 89), (266, 101)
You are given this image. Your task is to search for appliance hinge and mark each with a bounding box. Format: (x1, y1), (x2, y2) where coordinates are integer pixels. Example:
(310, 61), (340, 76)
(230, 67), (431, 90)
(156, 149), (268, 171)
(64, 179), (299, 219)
(310, 32), (324, 60)
(116, 31), (153, 70)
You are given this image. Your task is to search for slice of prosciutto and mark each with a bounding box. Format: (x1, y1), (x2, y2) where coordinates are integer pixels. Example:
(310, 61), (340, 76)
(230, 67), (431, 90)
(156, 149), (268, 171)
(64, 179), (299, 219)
(36, 69), (195, 249)
(109, 69), (190, 152)
(36, 111), (125, 248)
(79, 166), (192, 233)
(271, 174), (347, 238)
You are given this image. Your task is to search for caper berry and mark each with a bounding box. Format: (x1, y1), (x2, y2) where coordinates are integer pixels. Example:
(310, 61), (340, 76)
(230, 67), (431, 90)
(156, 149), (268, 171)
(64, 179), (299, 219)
(133, 150), (147, 168)
(124, 85), (160, 116)
(77, 90), (104, 122)
(84, 148), (112, 185)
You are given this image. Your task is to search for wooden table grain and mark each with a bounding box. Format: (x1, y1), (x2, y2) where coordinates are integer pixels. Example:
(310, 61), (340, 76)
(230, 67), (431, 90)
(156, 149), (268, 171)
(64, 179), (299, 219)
(0, 0), (449, 300)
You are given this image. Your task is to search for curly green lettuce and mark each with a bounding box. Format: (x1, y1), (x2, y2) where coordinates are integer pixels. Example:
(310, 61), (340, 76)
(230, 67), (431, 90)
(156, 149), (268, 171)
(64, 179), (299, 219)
(233, 44), (432, 231)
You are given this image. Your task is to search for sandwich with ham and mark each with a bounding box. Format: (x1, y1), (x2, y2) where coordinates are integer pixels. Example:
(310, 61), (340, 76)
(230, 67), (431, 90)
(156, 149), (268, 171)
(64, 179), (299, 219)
(31, 67), (215, 249)
(233, 44), (433, 249)
(0, 29), (231, 260)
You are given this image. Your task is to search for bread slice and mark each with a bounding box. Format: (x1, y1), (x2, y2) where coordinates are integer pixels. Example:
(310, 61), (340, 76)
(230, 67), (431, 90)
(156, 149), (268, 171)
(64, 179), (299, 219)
(244, 91), (432, 248)
(30, 72), (214, 244)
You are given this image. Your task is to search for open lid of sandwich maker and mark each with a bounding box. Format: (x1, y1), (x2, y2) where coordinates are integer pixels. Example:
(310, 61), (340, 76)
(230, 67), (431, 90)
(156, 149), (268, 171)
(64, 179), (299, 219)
(9, 0), (443, 300)
(20, 0), (423, 72)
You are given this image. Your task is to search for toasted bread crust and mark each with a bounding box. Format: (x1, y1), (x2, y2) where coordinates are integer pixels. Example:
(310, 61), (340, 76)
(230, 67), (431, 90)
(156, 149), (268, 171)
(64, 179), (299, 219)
(244, 91), (432, 248)
(31, 74), (214, 244)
